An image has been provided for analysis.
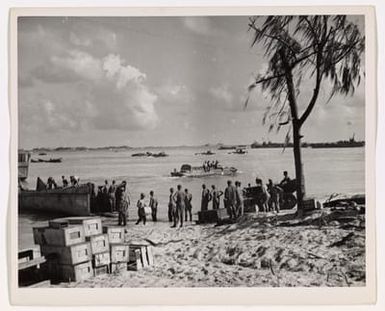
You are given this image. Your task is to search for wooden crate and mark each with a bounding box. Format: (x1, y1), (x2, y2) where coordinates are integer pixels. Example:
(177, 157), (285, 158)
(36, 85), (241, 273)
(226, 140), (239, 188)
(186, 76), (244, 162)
(86, 234), (109, 254)
(33, 225), (85, 246)
(198, 210), (218, 224)
(65, 217), (103, 237)
(59, 261), (93, 282)
(129, 244), (152, 267)
(127, 249), (143, 271)
(216, 208), (230, 223)
(18, 259), (48, 287)
(48, 217), (70, 229)
(110, 243), (129, 263)
(94, 265), (109, 276)
(18, 246), (41, 264)
(93, 251), (111, 267)
(103, 226), (125, 244)
(41, 242), (91, 265)
(303, 198), (322, 212)
(110, 262), (127, 274)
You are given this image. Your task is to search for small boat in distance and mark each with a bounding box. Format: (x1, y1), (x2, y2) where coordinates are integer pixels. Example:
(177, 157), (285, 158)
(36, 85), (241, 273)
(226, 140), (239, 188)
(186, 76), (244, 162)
(229, 148), (248, 155)
(195, 150), (215, 156)
(131, 151), (168, 157)
(31, 158), (62, 163)
(171, 164), (237, 178)
(38, 152), (47, 156)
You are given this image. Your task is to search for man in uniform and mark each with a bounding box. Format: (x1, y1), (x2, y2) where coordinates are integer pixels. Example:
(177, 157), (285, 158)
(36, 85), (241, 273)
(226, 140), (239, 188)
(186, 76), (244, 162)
(184, 188), (193, 222)
(224, 180), (237, 219)
(117, 181), (130, 226)
(108, 180), (117, 212)
(235, 181), (244, 217)
(168, 187), (176, 223)
(172, 184), (185, 228)
(149, 190), (158, 222)
(211, 185), (223, 210)
(201, 184), (211, 211)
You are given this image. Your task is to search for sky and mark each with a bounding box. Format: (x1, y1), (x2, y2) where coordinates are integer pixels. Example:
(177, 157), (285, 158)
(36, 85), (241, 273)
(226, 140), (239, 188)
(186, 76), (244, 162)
(18, 16), (365, 149)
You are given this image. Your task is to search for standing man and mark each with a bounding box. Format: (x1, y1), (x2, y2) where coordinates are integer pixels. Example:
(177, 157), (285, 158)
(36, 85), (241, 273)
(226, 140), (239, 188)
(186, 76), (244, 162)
(168, 187), (176, 223)
(172, 184), (185, 228)
(149, 190), (158, 222)
(61, 176), (68, 188)
(267, 179), (280, 213)
(135, 193), (147, 225)
(256, 178), (270, 212)
(102, 180), (110, 211)
(117, 182), (130, 226)
(108, 180), (117, 212)
(235, 181), (244, 217)
(211, 185), (223, 210)
(224, 180), (237, 219)
(184, 188), (193, 222)
(201, 184), (211, 211)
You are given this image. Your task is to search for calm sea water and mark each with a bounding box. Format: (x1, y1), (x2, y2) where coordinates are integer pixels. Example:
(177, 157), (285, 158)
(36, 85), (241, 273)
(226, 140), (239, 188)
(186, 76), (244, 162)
(18, 147), (364, 248)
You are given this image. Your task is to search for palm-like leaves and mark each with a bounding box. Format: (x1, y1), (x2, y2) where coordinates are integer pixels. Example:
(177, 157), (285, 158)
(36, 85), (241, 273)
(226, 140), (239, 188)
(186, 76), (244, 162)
(246, 15), (364, 133)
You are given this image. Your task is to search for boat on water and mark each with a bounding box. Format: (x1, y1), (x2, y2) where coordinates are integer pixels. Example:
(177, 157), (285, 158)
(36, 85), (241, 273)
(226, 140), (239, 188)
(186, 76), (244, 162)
(31, 158), (62, 163)
(195, 150), (215, 156)
(229, 148), (248, 155)
(171, 164), (237, 177)
(19, 182), (95, 216)
(131, 151), (168, 157)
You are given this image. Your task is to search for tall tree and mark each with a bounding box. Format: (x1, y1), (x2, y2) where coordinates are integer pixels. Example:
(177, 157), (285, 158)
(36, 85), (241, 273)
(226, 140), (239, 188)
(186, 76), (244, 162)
(246, 16), (364, 216)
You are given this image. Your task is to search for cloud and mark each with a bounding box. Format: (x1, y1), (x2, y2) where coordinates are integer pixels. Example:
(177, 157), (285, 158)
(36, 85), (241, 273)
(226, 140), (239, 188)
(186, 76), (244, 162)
(209, 85), (233, 104)
(23, 50), (158, 132)
(69, 32), (92, 47)
(182, 17), (216, 36)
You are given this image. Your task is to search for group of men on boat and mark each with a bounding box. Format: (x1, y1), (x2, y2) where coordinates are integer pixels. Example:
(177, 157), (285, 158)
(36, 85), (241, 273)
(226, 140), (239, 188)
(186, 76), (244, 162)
(202, 160), (220, 172)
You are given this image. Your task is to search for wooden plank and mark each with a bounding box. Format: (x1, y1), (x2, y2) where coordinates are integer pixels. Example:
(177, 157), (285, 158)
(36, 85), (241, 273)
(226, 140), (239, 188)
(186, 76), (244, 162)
(146, 246), (154, 266)
(41, 242), (92, 265)
(86, 234), (109, 254)
(27, 280), (51, 288)
(18, 256), (46, 270)
(18, 246), (41, 264)
(33, 225), (85, 246)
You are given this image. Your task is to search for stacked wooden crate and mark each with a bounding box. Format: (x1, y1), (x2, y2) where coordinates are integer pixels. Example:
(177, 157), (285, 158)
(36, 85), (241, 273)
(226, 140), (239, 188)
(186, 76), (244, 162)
(103, 226), (128, 273)
(33, 216), (104, 283)
(18, 245), (50, 287)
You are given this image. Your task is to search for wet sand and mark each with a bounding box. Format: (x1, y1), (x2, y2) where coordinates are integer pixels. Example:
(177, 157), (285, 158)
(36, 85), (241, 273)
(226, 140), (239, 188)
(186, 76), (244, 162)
(45, 208), (365, 288)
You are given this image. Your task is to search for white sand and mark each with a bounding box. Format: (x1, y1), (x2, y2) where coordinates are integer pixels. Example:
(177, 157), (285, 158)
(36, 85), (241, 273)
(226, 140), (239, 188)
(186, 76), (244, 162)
(51, 207), (365, 288)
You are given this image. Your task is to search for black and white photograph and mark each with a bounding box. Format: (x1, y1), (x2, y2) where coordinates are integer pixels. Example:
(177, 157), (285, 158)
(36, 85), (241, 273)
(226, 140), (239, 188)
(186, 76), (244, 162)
(10, 6), (376, 304)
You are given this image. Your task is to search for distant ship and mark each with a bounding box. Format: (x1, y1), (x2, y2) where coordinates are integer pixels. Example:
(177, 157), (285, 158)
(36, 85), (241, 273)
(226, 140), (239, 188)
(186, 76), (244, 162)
(310, 134), (364, 149)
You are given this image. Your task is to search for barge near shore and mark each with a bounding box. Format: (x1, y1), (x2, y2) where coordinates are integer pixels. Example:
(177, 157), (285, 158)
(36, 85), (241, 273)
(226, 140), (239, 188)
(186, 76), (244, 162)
(19, 184), (95, 216)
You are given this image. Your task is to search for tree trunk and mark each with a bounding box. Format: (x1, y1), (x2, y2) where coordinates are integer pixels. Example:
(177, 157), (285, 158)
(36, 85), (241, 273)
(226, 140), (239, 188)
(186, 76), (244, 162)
(292, 121), (305, 217)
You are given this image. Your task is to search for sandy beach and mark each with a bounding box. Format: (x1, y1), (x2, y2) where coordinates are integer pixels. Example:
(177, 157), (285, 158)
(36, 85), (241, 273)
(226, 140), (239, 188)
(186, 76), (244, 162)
(47, 206), (365, 288)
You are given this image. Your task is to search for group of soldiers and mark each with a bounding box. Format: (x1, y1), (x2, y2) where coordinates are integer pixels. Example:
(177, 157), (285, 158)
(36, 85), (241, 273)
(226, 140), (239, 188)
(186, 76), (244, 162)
(96, 180), (159, 227)
(167, 186), (193, 228)
(94, 171), (292, 227)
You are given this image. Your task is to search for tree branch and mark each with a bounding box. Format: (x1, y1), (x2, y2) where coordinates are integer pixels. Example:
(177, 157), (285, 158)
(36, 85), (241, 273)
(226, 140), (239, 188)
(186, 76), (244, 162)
(251, 73), (285, 86)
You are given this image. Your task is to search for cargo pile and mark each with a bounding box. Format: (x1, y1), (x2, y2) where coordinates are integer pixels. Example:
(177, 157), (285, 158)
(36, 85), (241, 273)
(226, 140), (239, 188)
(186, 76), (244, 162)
(31, 216), (154, 284)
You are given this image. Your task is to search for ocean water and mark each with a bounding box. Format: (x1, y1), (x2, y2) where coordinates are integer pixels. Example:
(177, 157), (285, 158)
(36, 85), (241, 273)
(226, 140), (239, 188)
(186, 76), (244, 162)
(24, 146), (365, 209)
(18, 146), (364, 248)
